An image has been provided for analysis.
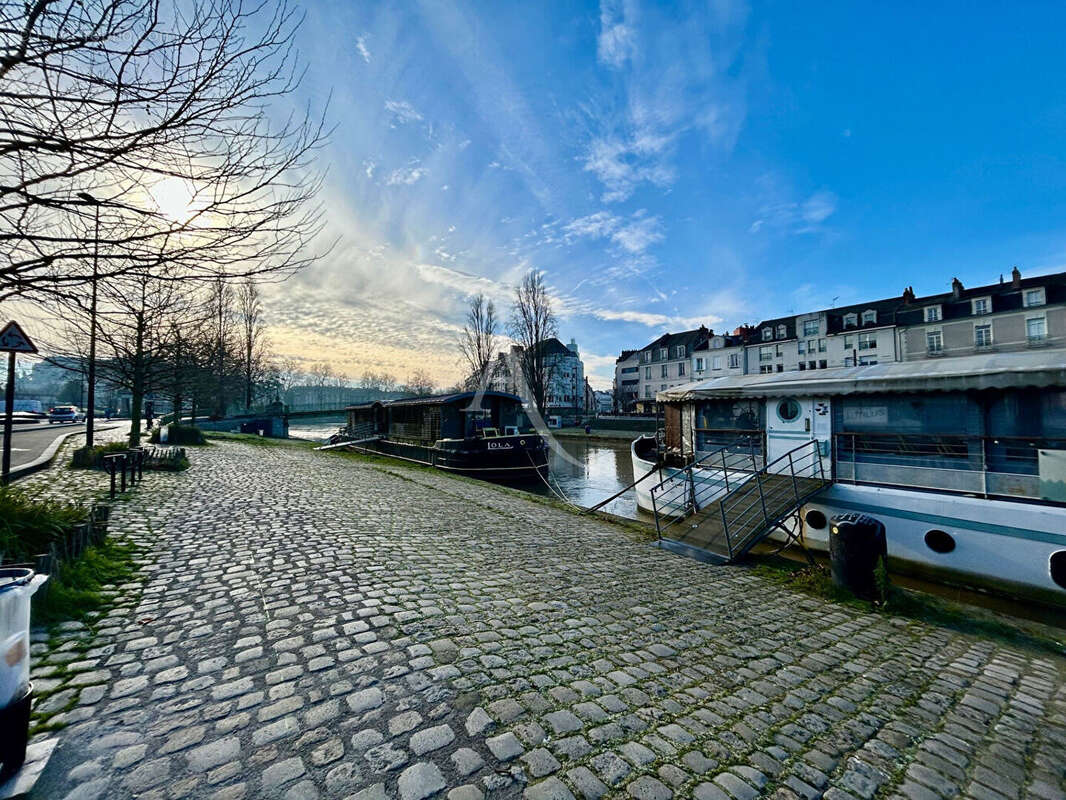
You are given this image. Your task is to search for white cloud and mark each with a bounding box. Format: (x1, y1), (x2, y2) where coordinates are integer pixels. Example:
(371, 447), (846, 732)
(385, 164), (427, 185)
(802, 191), (837, 224)
(583, 135), (676, 203)
(356, 35), (371, 63)
(588, 308), (717, 328)
(597, 0), (637, 68)
(610, 214), (664, 253)
(363, 159), (376, 179)
(384, 99), (423, 125)
(563, 210), (663, 254)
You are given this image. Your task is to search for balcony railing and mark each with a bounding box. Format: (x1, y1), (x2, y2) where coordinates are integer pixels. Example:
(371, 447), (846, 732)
(833, 432), (1065, 500)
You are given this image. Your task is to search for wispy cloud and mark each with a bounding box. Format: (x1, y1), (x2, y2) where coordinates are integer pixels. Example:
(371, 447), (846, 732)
(384, 99), (423, 125)
(356, 35), (371, 63)
(597, 0), (638, 68)
(563, 210), (664, 254)
(385, 163), (427, 185)
(750, 188), (838, 234)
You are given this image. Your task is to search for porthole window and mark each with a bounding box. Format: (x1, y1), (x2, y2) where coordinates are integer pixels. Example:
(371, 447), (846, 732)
(777, 398), (801, 422)
(805, 510), (827, 530)
(1050, 551), (1066, 590)
(924, 529), (955, 554)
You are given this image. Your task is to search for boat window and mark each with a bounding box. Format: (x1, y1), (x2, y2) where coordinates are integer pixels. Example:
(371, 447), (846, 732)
(804, 510), (827, 530)
(777, 398), (801, 422)
(1051, 551), (1066, 590)
(924, 529), (955, 554)
(483, 428), (499, 438)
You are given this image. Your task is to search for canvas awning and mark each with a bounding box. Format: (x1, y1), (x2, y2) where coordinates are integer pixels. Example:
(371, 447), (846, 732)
(657, 350), (1066, 402)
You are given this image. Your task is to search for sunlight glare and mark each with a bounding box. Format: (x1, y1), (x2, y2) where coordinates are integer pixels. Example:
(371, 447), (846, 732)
(149, 177), (198, 223)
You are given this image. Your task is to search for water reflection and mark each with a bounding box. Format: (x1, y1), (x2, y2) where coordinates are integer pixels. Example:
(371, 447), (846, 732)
(530, 437), (653, 522)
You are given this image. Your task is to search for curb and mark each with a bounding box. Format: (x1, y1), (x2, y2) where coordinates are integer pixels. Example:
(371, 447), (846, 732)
(8, 424), (120, 483)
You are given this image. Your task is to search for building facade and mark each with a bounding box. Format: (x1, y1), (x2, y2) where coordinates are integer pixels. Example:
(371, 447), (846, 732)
(613, 267), (1066, 401)
(491, 338), (586, 419)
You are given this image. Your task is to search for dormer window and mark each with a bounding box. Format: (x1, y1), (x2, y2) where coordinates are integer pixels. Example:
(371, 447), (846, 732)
(843, 313), (858, 328)
(1024, 288), (1046, 307)
(776, 324), (787, 339)
(862, 309), (877, 325)
(924, 305), (942, 322)
(658, 347), (668, 360)
(675, 345), (686, 358)
(972, 297), (991, 315)
(711, 337), (724, 349)
(762, 328), (772, 341)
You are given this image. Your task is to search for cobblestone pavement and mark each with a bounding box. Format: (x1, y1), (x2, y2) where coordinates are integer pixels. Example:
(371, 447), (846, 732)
(28, 440), (1066, 800)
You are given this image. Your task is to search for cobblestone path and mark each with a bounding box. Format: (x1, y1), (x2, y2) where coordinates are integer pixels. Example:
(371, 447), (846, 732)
(29, 440), (1066, 800)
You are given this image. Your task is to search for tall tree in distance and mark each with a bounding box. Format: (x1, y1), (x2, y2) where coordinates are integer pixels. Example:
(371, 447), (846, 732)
(457, 293), (498, 390)
(237, 280), (266, 410)
(208, 279), (235, 418)
(405, 370), (436, 397)
(509, 271), (557, 416)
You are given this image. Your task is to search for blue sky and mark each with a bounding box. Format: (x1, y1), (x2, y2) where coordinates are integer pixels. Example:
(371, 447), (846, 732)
(265, 0), (1066, 388)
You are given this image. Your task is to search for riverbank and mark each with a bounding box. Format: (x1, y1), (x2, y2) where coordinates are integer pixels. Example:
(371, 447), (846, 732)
(25, 435), (1066, 800)
(551, 427), (647, 442)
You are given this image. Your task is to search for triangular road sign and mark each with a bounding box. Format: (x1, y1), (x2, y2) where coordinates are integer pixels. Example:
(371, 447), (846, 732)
(0, 320), (38, 353)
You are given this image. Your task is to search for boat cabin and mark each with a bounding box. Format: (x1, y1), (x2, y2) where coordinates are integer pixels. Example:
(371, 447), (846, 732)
(346, 391), (527, 446)
(657, 350), (1066, 503)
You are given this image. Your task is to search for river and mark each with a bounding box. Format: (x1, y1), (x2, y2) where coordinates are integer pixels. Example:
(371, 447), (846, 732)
(288, 422), (650, 522)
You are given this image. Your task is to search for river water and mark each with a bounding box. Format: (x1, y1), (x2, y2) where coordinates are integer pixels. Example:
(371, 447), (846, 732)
(289, 422), (649, 522)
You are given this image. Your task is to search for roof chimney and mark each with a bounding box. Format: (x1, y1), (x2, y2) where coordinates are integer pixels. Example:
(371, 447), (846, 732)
(951, 277), (963, 299)
(902, 286), (915, 304)
(1011, 266), (1021, 288)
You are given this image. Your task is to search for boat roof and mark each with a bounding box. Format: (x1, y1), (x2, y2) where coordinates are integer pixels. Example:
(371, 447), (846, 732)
(657, 349), (1066, 402)
(346, 390), (524, 411)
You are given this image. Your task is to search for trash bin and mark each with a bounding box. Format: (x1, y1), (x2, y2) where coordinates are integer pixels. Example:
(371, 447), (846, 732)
(0, 568), (47, 779)
(829, 513), (887, 600)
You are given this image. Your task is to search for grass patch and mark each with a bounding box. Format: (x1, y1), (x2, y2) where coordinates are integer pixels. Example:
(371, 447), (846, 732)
(34, 538), (141, 626)
(0, 486), (89, 564)
(752, 557), (1066, 656)
(149, 424), (206, 446)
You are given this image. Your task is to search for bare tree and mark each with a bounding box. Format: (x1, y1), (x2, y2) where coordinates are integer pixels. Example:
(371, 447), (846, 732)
(0, 0), (330, 305)
(207, 279), (235, 417)
(457, 293), (498, 389)
(509, 271), (557, 415)
(405, 370), (436, 397)
(236, 280), (266, 410)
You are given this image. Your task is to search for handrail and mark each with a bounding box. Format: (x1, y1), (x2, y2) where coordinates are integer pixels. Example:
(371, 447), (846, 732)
(585, 464), (660, 514)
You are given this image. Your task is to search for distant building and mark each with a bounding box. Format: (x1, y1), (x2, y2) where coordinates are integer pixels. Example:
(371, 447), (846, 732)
(612, 267), (1066, 402)
(491, 337), (586, 420)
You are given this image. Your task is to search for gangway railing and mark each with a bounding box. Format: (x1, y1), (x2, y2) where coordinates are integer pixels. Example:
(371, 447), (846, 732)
(652, 439), (829, 562)
(649, 438), (760, 542)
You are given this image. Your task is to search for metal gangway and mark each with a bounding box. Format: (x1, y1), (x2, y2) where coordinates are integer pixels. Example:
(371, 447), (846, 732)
(651, 439), (829, 563)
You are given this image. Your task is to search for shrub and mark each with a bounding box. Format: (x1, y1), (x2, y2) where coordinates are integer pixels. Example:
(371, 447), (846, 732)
(149, 424), (205, 446)
(0, 487), (88, 565)
(71, 441), (128, 469)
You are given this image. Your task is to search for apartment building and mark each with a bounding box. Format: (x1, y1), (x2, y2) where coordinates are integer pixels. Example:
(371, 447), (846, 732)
(612, 267), (1066, 403)
(897, 268), (1066, 360)
(492, 337), (586, 418)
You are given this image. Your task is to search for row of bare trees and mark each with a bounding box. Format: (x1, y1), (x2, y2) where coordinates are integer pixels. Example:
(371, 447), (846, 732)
(456, 271), (558, 415)
(0, 0), (329, 445)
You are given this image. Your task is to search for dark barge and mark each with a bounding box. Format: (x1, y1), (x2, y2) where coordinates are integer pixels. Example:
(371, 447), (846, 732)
(341, 391), (548, 482)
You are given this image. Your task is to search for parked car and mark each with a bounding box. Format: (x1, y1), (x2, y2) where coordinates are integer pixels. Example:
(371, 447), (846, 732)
(48, 406), (85, 424)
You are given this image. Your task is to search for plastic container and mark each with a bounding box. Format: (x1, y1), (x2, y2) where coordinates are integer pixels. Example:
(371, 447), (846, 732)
(0, 568), (46, 779)
(829, 513), (888, 600)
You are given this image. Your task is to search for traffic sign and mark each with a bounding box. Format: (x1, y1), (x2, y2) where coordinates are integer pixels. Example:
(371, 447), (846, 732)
(0, 320), (37, 354)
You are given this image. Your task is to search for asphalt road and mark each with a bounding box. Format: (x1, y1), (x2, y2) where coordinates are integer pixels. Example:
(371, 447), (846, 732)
(0, 421), (87, 468)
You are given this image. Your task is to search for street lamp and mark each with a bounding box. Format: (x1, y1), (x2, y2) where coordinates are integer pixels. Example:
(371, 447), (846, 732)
(76, 191), (100, 447)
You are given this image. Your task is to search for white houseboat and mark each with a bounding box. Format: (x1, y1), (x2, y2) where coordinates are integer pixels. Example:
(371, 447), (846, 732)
(638, 350), (1066, 605)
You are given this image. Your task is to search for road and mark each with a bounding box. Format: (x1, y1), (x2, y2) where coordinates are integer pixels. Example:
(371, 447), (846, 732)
(0, 421), (86, 469)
